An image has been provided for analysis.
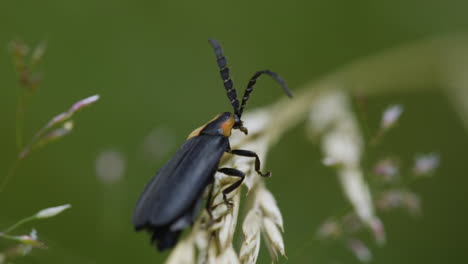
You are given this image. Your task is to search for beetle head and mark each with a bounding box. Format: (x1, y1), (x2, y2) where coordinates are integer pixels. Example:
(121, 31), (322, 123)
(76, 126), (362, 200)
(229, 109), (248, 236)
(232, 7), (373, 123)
(188, 112), (235, 138)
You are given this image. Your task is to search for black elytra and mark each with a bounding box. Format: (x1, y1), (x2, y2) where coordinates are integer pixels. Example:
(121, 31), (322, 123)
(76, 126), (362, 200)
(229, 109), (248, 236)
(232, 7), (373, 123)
(132, 39), (292, 251)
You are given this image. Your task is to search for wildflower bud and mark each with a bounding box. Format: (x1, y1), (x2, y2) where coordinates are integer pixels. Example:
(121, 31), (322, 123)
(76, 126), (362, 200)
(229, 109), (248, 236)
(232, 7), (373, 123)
(342, 213), (363, 233)
(35, 204), (71, 219)
(49, 112), (69, 127)
(70, 94), (100, 113)
(373, 158), (399, 181)
(317, 219), (341, 239)
(380, 104), (403, 130)
(9, 40), (29, 58)
(16, 230), (44, 248)
(347, 238), (372, 262)
(413, 153), (440, 176)
(64, 121), (74, 130)
(370, 218), (386, 246)
(46, 95), (99, 132)
(41, 121), (74, 143)
(376, 190), (404, 210)
(403, 192), (421, 216)
(377, 190), (421, 216)
(31, 41), (47, 66)
(17, 235), (42, 248)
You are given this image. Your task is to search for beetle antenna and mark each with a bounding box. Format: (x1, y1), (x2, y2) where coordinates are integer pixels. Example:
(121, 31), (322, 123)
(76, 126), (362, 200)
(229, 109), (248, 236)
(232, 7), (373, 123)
(208, 39), (240, 116)
(238, 70), (293, 117)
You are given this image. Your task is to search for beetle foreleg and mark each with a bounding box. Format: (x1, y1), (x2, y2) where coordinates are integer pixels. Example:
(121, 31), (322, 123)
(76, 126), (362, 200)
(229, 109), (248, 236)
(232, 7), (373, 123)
(217, 167), (245, 207)
(229, 149), (272, 177)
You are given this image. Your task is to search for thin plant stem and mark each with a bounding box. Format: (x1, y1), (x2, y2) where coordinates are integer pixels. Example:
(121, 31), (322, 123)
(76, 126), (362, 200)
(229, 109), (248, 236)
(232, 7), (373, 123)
(0, 159), (20, 193)
(3, 215), (37, 234)
(0, 233), (18, 241)
(15, 90), (24, 152)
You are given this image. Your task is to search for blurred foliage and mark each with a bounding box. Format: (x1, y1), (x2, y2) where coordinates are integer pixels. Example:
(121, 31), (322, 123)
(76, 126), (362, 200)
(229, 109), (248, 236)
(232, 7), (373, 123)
(1, 0), (468, 263)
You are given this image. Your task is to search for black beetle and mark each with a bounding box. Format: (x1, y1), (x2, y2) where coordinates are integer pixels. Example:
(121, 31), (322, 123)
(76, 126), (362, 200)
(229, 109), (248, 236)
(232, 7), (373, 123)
(132, 39), (292, 250)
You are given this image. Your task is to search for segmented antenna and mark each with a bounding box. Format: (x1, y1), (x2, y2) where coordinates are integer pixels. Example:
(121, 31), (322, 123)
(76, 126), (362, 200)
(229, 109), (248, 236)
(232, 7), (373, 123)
(238, 70), (293, 116)
(208, 39), (240, 116)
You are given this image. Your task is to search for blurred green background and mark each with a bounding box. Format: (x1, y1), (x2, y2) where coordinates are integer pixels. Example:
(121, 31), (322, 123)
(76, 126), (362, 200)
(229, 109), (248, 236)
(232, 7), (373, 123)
(1, 0), (468, 263)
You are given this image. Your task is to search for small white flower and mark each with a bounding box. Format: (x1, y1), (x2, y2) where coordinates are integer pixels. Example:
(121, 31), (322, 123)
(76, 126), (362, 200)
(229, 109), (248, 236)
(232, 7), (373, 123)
(35, 204), (71, 219)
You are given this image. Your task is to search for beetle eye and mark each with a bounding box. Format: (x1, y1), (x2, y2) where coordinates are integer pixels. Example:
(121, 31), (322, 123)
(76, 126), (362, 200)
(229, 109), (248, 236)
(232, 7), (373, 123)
(234, 115), (241, 125)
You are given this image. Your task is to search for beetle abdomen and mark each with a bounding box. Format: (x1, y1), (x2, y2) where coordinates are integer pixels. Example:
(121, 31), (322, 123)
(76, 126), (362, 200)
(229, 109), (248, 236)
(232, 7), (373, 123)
(133, 135), (229, 250)
(144, 197), (203, 250)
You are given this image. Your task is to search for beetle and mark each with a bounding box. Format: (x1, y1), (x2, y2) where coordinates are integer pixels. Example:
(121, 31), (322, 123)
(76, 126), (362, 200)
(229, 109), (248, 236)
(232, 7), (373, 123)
(132, 39), (292, 251)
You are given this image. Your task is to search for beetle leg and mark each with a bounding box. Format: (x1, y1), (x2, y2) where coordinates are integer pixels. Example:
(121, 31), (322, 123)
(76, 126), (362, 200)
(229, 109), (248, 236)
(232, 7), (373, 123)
(217, 167), (245, 208)
(229, 149), (272, 177)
